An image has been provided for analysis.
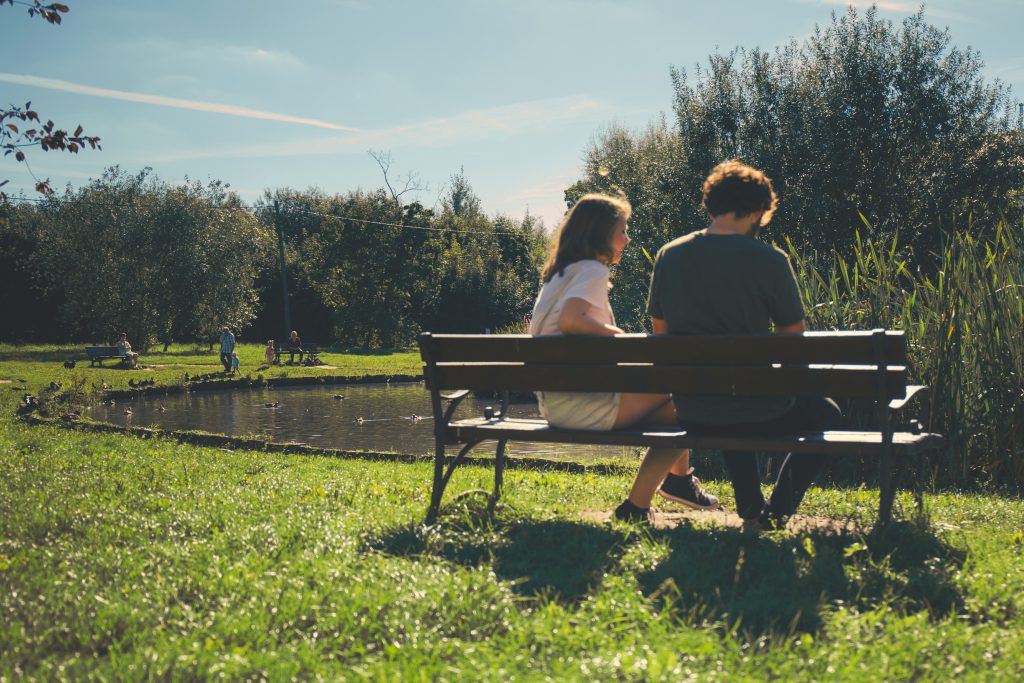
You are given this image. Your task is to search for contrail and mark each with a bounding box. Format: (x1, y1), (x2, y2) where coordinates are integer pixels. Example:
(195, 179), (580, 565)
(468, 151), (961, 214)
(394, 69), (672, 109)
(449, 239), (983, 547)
(0, 72), (360, 132)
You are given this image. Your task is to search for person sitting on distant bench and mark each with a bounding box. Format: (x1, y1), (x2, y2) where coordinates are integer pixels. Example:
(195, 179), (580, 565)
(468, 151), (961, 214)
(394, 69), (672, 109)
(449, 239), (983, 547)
(287, 330), (304, 364)
(117, 333), (139, 369)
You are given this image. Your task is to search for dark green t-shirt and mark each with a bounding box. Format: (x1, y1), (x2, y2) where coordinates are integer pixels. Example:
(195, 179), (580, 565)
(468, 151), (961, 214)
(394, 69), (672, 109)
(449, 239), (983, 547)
(647, 229), (805, 424)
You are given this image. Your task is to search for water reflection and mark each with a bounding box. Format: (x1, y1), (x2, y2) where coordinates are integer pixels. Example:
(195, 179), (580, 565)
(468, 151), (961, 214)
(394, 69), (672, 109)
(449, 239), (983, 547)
(90, 382), (638, 461)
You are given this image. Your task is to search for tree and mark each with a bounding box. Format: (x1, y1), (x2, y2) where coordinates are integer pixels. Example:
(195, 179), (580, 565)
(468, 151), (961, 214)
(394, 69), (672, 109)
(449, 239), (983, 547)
(1, 1), (101, 202)
(0, 199), (63, 340)
(667, 7), (1024, 254)
(37, 167), (272, 348)
(264, 171), (547, 347)
(572, 7), (1024, 331)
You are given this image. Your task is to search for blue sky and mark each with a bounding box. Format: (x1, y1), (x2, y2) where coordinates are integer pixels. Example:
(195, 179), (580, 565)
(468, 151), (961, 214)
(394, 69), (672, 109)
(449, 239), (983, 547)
(3, 0), (1022, 228)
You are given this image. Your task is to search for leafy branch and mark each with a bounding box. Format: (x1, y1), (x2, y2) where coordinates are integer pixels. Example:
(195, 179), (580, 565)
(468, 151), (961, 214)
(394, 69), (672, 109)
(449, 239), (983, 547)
(0, 0), (69, 24)
(1, 1), (102, 202)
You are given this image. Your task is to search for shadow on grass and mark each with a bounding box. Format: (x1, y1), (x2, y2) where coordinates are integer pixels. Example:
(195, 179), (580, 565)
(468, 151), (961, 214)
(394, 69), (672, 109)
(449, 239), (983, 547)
(369, 502), (966, 638)
(332, 347), (413, 356)
(0, 347), (218, 363)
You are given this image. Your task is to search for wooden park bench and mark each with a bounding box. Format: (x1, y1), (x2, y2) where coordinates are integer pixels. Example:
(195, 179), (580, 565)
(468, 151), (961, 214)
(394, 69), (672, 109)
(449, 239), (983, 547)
(274, 342), (321, 365)
(418, 330), (944, 524)
(85, 346), (128, 367)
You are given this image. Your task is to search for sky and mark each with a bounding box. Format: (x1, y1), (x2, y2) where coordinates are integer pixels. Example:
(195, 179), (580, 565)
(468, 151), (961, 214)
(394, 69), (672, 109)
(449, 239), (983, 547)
(3, 0), (1023, 229)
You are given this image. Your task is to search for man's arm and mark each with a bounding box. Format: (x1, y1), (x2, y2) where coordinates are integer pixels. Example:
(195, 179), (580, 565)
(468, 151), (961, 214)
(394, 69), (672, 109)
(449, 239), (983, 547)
(777, 320), (805, 334)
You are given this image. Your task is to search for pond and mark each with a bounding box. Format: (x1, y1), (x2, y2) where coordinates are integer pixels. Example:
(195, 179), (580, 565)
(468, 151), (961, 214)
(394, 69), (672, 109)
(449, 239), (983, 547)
(88, 382), (639, 461)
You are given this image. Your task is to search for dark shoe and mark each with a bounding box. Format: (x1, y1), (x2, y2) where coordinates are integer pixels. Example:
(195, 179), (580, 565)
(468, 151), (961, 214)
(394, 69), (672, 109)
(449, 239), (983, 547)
(657, 472), (721, 510)
(741, 509), (785, 534)
(613, 500), (652, 526)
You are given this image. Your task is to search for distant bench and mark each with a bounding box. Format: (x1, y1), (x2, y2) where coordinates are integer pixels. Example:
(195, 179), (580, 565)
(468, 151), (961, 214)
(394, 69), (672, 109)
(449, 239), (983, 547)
(418, 330), (945, 524)
(273, 342), (321, 365)
(85, 346), (127, 367)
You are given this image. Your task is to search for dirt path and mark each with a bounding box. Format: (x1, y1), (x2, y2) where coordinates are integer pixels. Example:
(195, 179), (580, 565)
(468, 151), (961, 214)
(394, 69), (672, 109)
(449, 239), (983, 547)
(581, 507), (860, 534)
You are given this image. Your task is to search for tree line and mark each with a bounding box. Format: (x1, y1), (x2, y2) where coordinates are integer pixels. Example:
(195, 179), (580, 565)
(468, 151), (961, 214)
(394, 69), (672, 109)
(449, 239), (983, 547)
(566, 7), (1024, 332)
(0, 166), (547, 349)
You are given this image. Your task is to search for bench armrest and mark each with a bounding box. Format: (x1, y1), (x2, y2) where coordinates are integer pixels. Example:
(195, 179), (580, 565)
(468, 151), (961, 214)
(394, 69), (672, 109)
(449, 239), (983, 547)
(888, 385), (929, 413)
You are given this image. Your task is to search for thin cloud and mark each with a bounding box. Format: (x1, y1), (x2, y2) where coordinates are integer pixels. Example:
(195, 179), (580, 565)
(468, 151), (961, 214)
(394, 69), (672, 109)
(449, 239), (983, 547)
(819, 0), (917, 11)
(154, 95), (606, 162)
(0, 73), (359, 132)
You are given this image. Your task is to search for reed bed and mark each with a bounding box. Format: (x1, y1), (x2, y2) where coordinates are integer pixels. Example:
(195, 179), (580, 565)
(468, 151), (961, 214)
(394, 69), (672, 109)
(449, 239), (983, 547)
(788, 222), (1024, 488)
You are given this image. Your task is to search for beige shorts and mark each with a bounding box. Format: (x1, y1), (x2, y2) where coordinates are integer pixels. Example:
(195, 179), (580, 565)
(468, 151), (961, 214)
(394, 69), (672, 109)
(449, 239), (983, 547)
(537, 391), (621, 431)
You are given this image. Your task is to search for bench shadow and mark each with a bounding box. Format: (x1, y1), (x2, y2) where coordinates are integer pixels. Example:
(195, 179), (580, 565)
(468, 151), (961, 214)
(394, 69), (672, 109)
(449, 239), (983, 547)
(369, 504), (966, 637)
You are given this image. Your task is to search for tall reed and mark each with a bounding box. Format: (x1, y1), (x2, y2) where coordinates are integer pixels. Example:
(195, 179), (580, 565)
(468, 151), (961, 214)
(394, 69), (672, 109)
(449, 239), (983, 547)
(787, 222), (1024, 488)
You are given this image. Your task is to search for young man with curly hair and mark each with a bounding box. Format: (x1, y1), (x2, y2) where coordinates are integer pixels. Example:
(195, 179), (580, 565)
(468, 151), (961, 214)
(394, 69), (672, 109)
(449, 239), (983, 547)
(646, 160), (842, 531)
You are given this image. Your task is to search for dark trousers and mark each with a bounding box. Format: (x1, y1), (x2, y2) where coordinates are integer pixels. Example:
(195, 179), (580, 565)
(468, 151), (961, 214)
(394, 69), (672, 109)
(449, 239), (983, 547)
(220, 351), (232, 371)
(684, 397), (842, 519)
(289, 348), (304, 363)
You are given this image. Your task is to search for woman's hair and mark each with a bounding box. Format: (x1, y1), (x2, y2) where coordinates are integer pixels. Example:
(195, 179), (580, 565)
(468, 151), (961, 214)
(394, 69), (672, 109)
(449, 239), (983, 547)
(541, 193), (631, 283)
(702, 160), (778, 226)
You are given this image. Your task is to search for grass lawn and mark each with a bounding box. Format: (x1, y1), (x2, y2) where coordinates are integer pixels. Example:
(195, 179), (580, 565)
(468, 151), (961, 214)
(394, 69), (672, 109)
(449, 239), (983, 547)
(2, 345), (1024, 680)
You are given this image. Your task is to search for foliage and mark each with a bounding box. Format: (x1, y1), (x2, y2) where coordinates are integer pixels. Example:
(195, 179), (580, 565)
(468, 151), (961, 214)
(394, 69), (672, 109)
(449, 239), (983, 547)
(34, 167), (273, 348)
(669, 6), (1024, 254)
(0, 201), (62, 340)
(571, 7), (1024, 331)
(790, 221), (1024, 488)
(0, 2), (101, 202)
(261, 172), (546, 347)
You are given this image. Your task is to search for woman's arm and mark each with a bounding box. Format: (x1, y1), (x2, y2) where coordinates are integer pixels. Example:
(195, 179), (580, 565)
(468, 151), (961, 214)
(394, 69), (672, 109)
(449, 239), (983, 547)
(558, 297), (623, 336)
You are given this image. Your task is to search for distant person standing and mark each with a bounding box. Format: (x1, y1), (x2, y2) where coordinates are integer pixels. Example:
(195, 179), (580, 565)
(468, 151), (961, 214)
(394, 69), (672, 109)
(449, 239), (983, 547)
(264, 339), (276, 366)
(287, 330), (304, 364)
(219, 326), (235, 372)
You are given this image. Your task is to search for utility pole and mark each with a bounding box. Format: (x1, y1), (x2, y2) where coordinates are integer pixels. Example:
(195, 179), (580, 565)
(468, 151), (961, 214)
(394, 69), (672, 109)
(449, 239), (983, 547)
(274, 200), (292, 337)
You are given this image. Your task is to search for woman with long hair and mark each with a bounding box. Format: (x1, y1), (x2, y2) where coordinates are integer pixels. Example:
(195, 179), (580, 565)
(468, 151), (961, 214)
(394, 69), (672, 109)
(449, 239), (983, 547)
(529, 194), (718, 523)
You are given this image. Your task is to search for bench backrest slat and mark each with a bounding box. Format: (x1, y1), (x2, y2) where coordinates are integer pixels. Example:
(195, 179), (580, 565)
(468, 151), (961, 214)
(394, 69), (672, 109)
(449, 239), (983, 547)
(431, 363), (905, 400)
(421, 331), (905, 366)
(419, 332), (907, 400)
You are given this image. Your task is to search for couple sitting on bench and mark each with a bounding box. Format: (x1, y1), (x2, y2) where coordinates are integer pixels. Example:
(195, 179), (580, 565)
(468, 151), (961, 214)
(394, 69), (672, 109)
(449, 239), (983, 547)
(531, 161), (840, 530)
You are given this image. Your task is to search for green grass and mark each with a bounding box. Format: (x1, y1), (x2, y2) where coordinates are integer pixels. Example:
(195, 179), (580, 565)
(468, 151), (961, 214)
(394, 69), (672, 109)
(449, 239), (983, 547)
(0, 342), (422, 394)
(2, 351), (1024, 679)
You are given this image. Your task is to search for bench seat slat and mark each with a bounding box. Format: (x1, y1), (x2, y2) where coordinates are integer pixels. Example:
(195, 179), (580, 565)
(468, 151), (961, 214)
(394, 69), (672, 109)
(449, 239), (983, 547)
(423, 331), (906, 366)
(446, 417), (943, 456)
(431, 363), (907, 400)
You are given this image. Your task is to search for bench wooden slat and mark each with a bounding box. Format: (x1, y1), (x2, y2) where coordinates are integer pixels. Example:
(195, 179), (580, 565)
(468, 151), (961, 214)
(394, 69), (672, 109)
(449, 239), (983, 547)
(421, 331), (907, 366)
(431, 363), (907, 399)
(85, 346), (127, 366)
(446, 417), (943, 455)
(417, 330), (940, 524)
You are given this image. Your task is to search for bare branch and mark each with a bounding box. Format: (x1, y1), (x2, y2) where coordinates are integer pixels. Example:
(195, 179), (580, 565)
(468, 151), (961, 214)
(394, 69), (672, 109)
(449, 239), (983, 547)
(367, 149), (427, 206)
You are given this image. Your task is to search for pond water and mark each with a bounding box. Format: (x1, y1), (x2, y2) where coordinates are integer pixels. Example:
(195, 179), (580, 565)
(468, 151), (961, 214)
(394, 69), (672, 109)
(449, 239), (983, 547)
(88, 382), (639, 461)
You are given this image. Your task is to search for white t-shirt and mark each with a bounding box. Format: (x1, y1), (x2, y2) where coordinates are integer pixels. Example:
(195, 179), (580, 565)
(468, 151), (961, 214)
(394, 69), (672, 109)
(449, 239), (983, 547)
(528, 260), (619, 431)
(529, 260), (614, 336)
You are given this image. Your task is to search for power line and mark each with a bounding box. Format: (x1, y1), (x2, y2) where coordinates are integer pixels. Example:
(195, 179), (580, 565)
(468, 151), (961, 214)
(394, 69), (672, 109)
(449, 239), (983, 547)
(285, 206), (531, 237)
(5, 195), (541, 237)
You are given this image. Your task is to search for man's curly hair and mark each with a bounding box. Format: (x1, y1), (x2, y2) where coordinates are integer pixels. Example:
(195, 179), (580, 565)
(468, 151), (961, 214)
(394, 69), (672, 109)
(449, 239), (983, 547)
(702, 160), (778, 226)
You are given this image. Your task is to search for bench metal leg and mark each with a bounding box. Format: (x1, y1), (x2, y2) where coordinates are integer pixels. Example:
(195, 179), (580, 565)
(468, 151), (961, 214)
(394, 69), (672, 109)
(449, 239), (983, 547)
(489, 439), (508, 513)
(427, 441), (447, 522)
(427, 439), (482, 521)
(878, 447), (895, 525)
